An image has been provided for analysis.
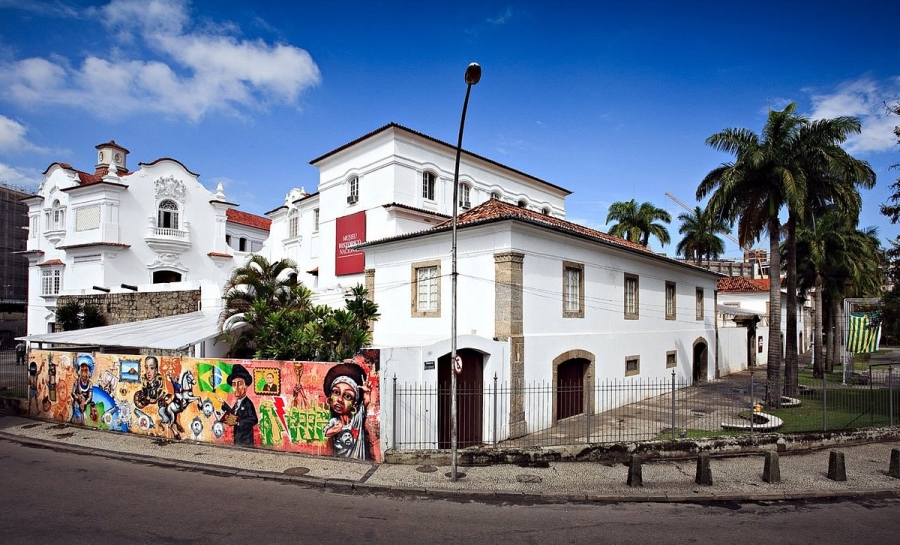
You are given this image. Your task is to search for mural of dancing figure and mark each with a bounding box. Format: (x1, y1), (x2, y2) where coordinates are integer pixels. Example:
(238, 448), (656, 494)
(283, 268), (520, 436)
(220, 364), (258, 446)
(322, 361), (378, 460)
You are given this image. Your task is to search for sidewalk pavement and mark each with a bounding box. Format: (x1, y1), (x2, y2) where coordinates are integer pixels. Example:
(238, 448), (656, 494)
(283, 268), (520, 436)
(2, 414), (900, 504)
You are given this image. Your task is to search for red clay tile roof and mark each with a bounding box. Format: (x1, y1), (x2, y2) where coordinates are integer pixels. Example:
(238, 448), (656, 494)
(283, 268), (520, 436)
(95, 140), (130, 153)
(38, 259), (66, 267)
(441, 199), (654, 253)
(43, 162), (129, 185)
(226, 208), (272, 231)
(717, 277), (770, 292)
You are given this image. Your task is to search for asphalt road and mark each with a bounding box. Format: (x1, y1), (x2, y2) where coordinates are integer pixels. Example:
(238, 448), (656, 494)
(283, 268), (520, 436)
(1, 439), (900, 544)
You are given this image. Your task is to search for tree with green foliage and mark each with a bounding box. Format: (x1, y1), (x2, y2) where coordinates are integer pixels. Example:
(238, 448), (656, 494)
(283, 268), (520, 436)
(675, 204), (730, 264)
(879, 101), (900, 344)
(55, 300), (107, 331)
(606, 199), (672, 247)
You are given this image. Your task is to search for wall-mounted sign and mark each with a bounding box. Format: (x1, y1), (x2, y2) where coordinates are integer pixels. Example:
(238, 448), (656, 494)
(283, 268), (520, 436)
(424, 361), (435, 370)
(335, 211), (366, 276)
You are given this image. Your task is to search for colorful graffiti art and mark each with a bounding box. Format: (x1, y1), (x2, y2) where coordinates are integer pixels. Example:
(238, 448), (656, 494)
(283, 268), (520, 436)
(26, 349), (382, 462)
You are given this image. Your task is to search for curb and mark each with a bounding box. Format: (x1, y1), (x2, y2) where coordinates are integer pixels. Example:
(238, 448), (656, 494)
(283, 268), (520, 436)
(3, 430), (900, 505)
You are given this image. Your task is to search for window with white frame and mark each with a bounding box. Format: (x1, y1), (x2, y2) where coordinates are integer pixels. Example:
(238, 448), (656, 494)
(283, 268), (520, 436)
(422, 172), (436, 201)
(458, 183), (471, 209)
(288, 209), (299, 238)
(665, 281), (676, 320)
(157, 200), (179, 229)
(51, 200), (65, 230)
(563, 261), (584, 318)
(624, 273), (639, 319)
(313, 208), (320, 232)
(348, 176), (359, 203)
(41, 268), (62, 296)
(696, 287), (705, 319)
(30, 216), (38, 238)
(411, 260), (441, 317)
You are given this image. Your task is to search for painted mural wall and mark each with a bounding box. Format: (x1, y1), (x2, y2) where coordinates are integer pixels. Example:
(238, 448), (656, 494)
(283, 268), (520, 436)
(24, 349), (382, 462)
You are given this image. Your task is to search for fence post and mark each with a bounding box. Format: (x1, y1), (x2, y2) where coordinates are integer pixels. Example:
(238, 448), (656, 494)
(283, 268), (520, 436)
(586, 371), (592, 444)
(890, 366), (894, 428)
(823, 365), (828, 432)
(671, 370), (676, 440)
(869, 365), (874, 428)
(392, 374), (397, 450)
(493, 372), (498, 447)
(750, 369), (755, 435)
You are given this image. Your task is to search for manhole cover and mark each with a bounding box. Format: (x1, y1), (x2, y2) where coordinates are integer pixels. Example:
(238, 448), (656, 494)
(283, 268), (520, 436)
(444, 471), (467, 479)
(53, 432), (75, 439)
(516, 474), (542, 483)
(416, 465), (438, 473)
(20, 423), (41, 429)
(283, 467), (310, 476)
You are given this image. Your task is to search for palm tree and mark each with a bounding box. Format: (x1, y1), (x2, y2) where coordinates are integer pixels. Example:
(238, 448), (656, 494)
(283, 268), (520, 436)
(218, 255), (311, 357)
(606, 199), (672, 247)
(675, 205), (730, 265)
(697, 104), (808, 406)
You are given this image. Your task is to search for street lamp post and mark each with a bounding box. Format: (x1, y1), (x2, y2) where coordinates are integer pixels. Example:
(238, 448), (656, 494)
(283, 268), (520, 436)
(449, 62), (481, 482)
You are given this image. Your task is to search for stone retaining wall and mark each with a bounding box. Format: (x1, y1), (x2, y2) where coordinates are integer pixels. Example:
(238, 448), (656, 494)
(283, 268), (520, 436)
(57, 290), (201, 327)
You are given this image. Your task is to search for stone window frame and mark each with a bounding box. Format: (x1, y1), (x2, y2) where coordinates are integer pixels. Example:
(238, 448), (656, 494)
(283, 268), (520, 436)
(624, 273), (639, 320)
(411, 259), (441, 318)
(625, 355), (640, 377)
(696, 287), (705, 320)
(665, 281), (676, 320)
(562, 261), (584, 318)
(666, 350), (677, 369)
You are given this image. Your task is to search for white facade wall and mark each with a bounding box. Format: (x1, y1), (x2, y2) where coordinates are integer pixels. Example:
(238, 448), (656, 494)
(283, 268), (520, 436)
(263, 125), (570, 303)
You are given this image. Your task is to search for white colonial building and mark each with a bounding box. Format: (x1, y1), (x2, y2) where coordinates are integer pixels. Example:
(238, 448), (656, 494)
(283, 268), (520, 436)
(20, 140), (269, 354)
(262, 123), (722, 450)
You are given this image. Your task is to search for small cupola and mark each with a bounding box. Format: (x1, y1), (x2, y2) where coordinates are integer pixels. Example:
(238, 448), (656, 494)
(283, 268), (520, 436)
(95, 140), (130, 176)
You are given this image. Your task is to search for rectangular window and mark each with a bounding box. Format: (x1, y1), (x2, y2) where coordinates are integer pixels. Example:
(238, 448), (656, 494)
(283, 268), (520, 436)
(665, 281), (676, 320)
(288, 211), (299, 238)
(562, 261), (584, 318)
(313, 208), (320, 232)
(458, 183), (471, 208)
(625, 355), (640, 377)
(411, 260), (441, 317)
(422, 172), (435, 201)
(41, 269), (62, 296)
(666, 350), (677, 369)
(30, 216), (38, 238)
(696, 287), (705, 319)
(348, 176), (359, 203)
(624, 273), (639, 319)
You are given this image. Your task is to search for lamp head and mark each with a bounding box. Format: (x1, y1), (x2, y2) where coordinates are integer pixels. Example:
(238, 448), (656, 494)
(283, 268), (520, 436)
(465, 62), (482, 85)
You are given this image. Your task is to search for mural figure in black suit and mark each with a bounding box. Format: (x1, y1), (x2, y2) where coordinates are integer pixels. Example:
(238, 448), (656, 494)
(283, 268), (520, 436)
(221, 364), (258, 446)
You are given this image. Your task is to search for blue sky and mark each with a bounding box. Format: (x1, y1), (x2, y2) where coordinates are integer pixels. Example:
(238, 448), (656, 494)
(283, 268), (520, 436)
(1, 0), (898, 257)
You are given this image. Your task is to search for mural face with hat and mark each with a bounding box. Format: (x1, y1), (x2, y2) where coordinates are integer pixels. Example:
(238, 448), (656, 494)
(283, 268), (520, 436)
(220, 363), (258, 446)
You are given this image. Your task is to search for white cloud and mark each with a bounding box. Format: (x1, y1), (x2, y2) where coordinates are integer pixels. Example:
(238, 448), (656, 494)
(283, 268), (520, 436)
(807, 76), (900, 154)
(0, 162), (44, 189)
(0, 114), (47, 154)
(0, 0), (321, 121)
(487, 7), (513, 25)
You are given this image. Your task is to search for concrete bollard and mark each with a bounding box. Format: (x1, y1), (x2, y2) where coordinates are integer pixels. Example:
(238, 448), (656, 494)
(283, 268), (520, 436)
(827, 450), (847, 482)
(889, 449), (900, 479)
(763, 451), (781, 483)
(695, 452), (713, 486)
(627, 455), (643, 487)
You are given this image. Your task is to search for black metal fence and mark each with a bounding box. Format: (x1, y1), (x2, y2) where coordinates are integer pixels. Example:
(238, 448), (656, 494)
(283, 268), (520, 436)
(391, 366), (900, 450)
(0, 347), (28, 400)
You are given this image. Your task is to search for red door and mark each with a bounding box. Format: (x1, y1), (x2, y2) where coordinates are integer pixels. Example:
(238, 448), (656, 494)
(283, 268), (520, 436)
(557, 359), (585, 420)
(438, 349), (483, 449)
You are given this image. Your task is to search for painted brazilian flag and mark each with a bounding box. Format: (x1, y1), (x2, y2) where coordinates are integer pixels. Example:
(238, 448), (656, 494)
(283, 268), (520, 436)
(847, 313), (881, 354)
(197, 361), (233, 393)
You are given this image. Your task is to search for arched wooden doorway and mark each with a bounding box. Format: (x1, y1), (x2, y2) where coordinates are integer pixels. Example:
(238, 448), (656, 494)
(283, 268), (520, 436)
(557, 358), (589, 420)
(693, 338), (709, 383)
(438, 349), (483, 449)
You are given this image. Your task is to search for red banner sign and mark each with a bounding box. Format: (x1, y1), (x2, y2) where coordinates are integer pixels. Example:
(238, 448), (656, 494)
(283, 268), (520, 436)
(335, 211), (366, 276)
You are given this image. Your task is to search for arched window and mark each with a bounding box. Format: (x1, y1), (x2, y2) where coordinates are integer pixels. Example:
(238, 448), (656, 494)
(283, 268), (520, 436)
(157, 200), (179, 229)
(51, 200), (65, 230)
(288, 209), (299, 237)
(517, 199), (528, 208)
(490, 191), (501, 201)
(542, 207), (551, 215)
(458, 183), (471, 209)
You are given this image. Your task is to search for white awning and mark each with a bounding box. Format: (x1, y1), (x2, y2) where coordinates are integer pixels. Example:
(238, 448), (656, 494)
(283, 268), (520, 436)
(18, 311), (222, 351)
